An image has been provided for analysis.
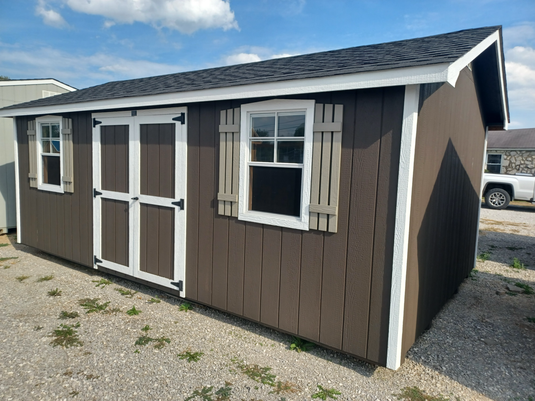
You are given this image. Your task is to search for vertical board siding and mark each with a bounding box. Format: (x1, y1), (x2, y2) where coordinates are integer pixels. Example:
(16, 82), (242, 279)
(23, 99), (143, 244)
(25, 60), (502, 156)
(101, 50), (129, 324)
(140, 123), (175, 198)
(185, 88), (404, 365)
(17, 112), (93, 268)
(102, 198), (129, 266)
(140, 204), (174, 279)
(402, 69), (486, 358)
(101, 125), (129, 194)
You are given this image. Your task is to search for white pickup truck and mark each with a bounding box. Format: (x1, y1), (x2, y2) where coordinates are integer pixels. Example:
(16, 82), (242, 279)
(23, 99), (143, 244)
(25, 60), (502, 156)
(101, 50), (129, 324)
(482, 173), (535, 209)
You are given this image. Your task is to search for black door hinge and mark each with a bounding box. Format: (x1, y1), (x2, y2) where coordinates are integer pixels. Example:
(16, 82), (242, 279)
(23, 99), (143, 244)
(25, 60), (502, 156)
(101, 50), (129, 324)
(94, 256), (102, 265)
(172, 199), (184, 210)
(171, 280), (183, 291)
(172, 113), (185, 125)
(93, 118), (102, 128)
(93, 188), (102, 198)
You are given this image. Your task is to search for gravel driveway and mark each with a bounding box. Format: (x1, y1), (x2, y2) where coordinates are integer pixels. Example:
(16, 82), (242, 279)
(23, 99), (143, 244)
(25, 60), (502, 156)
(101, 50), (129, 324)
(1, 205), (534, 401)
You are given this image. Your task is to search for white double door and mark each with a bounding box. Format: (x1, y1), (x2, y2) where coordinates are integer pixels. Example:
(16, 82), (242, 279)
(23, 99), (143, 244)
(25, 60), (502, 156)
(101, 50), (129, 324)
(92, 108), (187, 292)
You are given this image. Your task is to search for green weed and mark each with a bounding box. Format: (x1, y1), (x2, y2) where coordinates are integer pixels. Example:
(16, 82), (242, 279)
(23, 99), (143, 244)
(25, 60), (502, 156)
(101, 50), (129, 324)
(59, 311), (79, 319)
(394, 386), (450, 401)
(506, 246), (524, 251)
(0, 256), (17, 262)
(525, 317), (535, 323)
(312, 385), (341, 400)
(0, 243), (8, 247)
(515, 283), (534, 295)
(135, 335), (153, 346)
(134, 326), (170, 349)
(214, 385), (232, 400)
(48, 288), (62, 296)
(126, 306), (141, 316)
(468, 269), (478, 280)
(290, 336), (314, 353)
(69, 390), (79, 397)
(270, 381), (299, 395)
(511, 257), (526, 270)
(148, 297), (161, 303)
(185, 385), (233, 401)
(34, 325), (43, 331)
(115, 288), (137, 297)
(477, 252), (491, 262)
(233, 359), (276, 386)
(152, 337), (171, 349)
(16, 275), (30, 282)
(141, 325), (151, 332)
(37, 275), (54, 282)
(92, 278), (112, 288)
(179, 302), (192, 312)
(178, 349), (204, 362)
(78, 298), (110, 313)
(50, 323), (83, 348)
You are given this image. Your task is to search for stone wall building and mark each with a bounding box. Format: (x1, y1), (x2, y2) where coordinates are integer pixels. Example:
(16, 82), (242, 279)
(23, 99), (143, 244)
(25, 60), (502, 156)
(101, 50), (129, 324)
(486, 128), (535, 175)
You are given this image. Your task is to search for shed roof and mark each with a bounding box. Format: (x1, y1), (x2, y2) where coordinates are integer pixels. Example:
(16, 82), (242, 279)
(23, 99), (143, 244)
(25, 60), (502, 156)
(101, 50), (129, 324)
(487, 128), (535, 149)
(0, 26), (509, 127)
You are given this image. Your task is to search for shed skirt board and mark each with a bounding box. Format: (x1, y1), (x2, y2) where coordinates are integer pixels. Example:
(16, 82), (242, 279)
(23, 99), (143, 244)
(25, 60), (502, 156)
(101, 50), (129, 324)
(92, 109), (187, 292)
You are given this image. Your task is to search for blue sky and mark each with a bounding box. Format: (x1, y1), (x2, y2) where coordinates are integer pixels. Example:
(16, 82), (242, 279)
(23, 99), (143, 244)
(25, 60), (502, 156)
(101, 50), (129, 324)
(1, 0), (534, 127)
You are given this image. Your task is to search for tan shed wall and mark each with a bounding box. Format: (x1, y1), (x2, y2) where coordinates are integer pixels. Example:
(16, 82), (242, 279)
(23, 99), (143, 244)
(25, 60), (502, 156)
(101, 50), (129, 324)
(402, 68), (486, 358)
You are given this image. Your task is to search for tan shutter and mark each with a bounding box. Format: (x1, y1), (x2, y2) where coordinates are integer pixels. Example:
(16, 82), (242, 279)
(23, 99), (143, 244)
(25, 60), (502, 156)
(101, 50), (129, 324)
(309, 104), (343, 233)
(62, 117), (74, 193)
(217, 108), (240, 217)
(27, 120), (38, 188)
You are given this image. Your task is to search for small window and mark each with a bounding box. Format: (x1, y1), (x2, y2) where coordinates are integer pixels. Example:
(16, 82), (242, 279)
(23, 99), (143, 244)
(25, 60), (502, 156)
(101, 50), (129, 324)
(37, 116), (64, 193)
(487, 154), (502, 174)
(239, 100), (314, 230)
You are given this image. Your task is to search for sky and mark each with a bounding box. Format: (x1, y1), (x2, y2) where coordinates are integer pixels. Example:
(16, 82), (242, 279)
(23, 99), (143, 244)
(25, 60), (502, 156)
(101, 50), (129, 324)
(0, 0), (534, 128)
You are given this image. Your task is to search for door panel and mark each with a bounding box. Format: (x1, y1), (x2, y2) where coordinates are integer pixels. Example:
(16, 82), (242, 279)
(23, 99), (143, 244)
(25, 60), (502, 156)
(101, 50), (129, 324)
(101, 125), (129, 193)
(101, 199), (129, 266)
(140, 123), (175, 198)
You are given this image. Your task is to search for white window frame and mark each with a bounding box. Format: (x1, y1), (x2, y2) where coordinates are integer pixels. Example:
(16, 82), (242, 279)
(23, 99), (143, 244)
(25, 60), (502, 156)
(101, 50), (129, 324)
(36, 115), (64, 193)
(487, 153), (502, 174)
(238, 99), (314, 230)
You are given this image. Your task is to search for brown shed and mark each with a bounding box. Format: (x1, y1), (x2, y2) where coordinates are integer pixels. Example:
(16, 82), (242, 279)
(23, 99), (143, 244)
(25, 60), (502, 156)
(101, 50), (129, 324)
(0, 26), (509, 369)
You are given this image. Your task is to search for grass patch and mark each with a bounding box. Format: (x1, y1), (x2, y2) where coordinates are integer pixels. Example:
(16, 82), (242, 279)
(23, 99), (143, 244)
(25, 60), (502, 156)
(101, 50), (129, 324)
(0, 256), (17, 262)
(37, 274), (54, 282)
(115, 288), (138, 297)
(179, 302), (192, 312)
(506, 246), (524, 251)
(134, 326), (170, 349)
(510, 257), (526, 270)
(92, 278), (112, 288)
(270, 381), (299, 395)
(34, 325), (43, 331)
(526, 317), (535, 323)
(69, 391), (79, 397)
(50, 323), (83, 348)
(78, 298), (110, 313)
(289, 336), (314, 352)
(0, 243), (8, 247)
(185, 385), (233, 401)
(477, 252), (491, 262)
(515, 282), (534, 295)
(148, 296), (161, 303)
(16, 275), (30, 282)
(59, 311), (79, 319)
(126, 305), (141, 316)
(233, 359), (276, 386)
(312, 385), (341, 400)
(394, 386), (450, 401)
(178, 349), (204, 362)
(47, 288), (62, 296)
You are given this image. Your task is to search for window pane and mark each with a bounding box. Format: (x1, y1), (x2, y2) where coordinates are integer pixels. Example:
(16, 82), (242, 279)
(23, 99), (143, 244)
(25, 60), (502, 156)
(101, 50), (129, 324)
(251, 115), (275, 137)
(487, 154), (501, 163)
(51, 124), (60, 138)
(277, 140), (303, 163)
(278, 113), (305, 137)
(42, 155), (61, 185)
(487, 165), (501, 174)
(51, 140), (60, 153)
(249, 166), (302, 217)
(251, 140), (274, 162)
(42, 140), (51, 153)
(42, 124), (50, 138)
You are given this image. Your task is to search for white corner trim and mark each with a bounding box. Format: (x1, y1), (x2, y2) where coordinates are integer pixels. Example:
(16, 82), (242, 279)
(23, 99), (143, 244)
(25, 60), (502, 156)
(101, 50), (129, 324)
(0, 79), (76, 92)
(386, 84), (420, 370)
(0, 63), (450, 118)
(13, 118), (21, 244)
(473, 127), (489, 268)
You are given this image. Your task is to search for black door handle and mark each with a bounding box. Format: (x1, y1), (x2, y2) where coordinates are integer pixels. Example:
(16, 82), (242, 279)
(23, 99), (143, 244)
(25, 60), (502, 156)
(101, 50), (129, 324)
(131, 197), (139, 200)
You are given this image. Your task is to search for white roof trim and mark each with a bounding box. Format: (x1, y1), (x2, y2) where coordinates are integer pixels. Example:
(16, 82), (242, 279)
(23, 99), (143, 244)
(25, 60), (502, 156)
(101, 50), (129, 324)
(0, 79), (76, 92)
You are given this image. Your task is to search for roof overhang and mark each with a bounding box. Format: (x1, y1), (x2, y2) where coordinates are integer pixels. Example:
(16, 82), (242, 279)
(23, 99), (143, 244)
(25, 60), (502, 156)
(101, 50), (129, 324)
(0, 79), (77, 92)
(0, 29), (509, 128)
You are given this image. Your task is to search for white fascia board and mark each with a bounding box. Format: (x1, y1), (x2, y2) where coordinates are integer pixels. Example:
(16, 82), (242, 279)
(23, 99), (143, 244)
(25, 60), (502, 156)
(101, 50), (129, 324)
(446, 29), (509, 127)
(386, 84), (420, 371)
(0, 79), (76, 92)
(0, 63), (450, 117)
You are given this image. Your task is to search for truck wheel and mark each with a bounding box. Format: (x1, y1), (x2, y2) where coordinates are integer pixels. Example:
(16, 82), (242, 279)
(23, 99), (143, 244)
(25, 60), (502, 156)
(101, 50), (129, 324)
(485, 188), (511, 209)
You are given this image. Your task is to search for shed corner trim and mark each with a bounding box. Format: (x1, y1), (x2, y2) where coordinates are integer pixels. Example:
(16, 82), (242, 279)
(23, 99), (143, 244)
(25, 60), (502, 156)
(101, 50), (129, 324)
(386, 84), (420, 370)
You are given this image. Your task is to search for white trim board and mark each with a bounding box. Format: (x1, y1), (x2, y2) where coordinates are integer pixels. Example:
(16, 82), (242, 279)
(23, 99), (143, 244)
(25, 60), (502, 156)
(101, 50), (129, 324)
(0, 79), (76, 92)
(13, 118), (21, 243)
(386, 84), (420, 370)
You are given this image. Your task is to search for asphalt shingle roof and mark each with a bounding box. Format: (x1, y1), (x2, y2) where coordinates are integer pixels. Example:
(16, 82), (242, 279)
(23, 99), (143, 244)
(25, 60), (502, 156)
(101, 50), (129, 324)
(2, 26), (500, 111)
(488, 128), (535, 149)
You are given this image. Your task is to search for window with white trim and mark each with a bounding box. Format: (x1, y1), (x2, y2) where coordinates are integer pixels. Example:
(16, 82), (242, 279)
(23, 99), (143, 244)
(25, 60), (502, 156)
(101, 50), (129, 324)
(36, 115), (64, 193)
(487, 153), (502, 174)
(238, 99), (314, 230)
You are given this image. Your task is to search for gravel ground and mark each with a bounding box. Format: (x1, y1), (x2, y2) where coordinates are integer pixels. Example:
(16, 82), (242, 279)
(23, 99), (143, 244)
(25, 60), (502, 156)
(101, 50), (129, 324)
(0, 205), (534, 401)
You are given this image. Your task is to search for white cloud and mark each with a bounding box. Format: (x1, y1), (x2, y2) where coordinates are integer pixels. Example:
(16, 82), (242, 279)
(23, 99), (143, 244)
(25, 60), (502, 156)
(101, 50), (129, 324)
(224, 53), (261, 65)
(503, 23), (535, 48)
(62, 0), (238, 34)
(103, 20), (116, 29)
(35, 0), (69, 28)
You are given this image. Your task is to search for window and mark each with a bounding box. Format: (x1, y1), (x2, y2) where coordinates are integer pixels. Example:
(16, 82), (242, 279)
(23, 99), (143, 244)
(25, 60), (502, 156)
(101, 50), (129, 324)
(36, 115), (64, 193)
(238, 99), (314, 230)
(487, 153), (502, 174)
